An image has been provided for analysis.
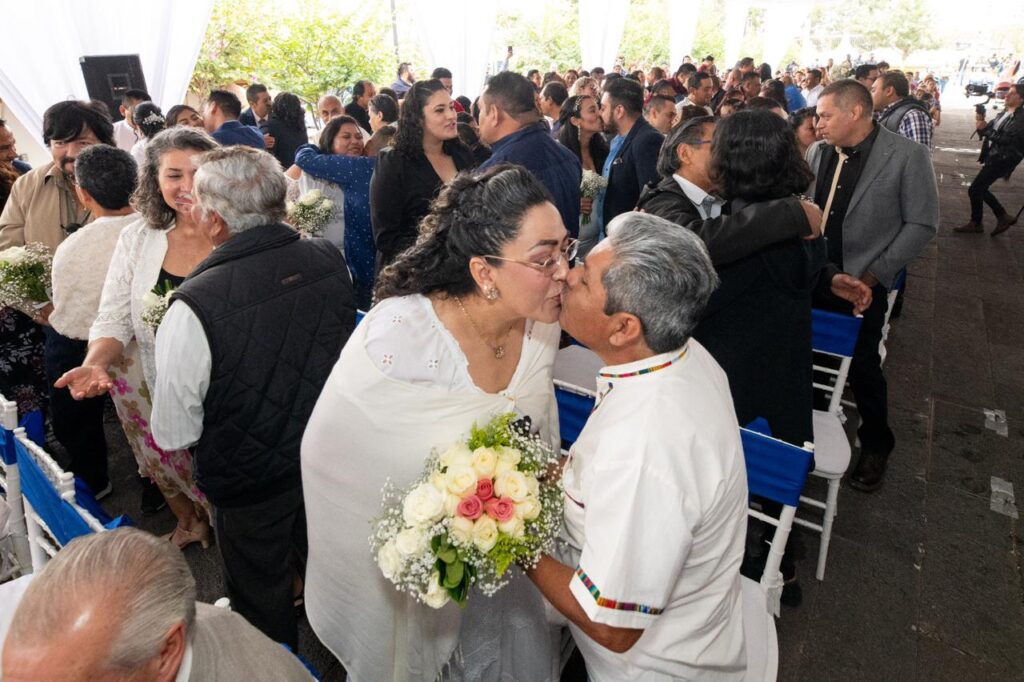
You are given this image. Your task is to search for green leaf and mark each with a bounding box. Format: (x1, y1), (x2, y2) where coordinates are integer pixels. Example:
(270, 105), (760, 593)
(443, 560), (464, 588)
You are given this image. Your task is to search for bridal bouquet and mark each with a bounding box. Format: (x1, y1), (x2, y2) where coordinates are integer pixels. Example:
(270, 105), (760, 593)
(141, 281), (175, 331)
(0, 243), (52, 315)
(287, 189), (334, 237)
(579, 170), (607, 225)
(372, 413), (563, 609)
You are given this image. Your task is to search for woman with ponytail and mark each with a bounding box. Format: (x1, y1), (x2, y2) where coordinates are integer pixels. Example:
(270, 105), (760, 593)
(303, 165), (575, 682)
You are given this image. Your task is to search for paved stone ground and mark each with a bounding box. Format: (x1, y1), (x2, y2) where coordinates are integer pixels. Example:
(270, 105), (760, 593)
(81, 100), (1023, 681)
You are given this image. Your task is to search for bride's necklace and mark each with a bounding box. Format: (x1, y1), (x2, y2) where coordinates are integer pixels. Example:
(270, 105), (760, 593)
(454, 295), (512, 360)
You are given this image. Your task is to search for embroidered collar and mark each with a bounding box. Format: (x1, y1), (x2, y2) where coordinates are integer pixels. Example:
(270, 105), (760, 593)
(598, 345), (688, 380)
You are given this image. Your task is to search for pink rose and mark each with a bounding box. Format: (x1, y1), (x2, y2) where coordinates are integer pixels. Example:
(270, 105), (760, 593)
(484, 497), (515, 523)
(456, 494), (483, 520)
(476, 478), (494, 501)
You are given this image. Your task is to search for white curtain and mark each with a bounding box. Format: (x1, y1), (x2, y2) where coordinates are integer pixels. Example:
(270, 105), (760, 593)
(578, 0), (629, 72)
(723, 0), (750, 69)
(669, 0), (703, 70)
(411, 0), (498, 100)
(761, 2), (812, 71)
(0, 0), (214, 154)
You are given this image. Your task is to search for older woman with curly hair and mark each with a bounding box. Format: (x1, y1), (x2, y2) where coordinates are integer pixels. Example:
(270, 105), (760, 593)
(57, 127), (217, 549)
(369, 79), (475, 269)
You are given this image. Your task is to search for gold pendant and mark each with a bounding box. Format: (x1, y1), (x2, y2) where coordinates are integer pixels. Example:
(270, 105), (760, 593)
(494, 346), (505, 359)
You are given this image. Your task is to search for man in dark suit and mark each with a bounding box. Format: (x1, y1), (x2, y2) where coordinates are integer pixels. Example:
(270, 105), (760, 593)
(239, 83), (271, 128)
(2, 529), (313, 681)
(203, 90), (266, 149)
(811, 79), (938, 492)
(598, 77), (664, 229)
(344, 80), (376, 132)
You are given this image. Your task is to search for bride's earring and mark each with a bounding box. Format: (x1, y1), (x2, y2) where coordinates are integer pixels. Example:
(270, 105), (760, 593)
(485, 287), (500, 301)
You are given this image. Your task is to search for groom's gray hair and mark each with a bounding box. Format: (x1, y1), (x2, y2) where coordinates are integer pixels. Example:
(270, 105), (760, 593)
(193, 145), (287, 234)
(602, 212), (719, 353)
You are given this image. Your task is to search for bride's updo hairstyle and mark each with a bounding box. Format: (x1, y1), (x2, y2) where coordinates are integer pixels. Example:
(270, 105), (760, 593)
(375, 164), (553, 302)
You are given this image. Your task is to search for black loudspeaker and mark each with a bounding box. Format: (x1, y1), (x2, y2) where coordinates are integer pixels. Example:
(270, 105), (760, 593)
(79, 55), (148, 122)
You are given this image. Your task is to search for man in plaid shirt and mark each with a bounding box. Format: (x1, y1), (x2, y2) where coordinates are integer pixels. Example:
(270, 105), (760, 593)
(871, 71), (934, 148)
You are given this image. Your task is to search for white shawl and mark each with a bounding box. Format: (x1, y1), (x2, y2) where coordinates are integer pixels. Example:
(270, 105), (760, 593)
(301, 300), (560, 682)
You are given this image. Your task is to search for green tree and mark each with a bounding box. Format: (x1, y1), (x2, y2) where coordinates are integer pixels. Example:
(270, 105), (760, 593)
(190, 0), (273, 94)
(258, 1), (393, 106)
(619, 0), (670, 68)
(691, 0), (726, 67)
(495, 2), (580, 72)
(865, 0), (938, 61)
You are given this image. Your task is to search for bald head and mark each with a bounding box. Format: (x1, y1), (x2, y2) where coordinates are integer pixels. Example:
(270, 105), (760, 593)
(3, 529), (195, 682)
(317, 95), (343, 124)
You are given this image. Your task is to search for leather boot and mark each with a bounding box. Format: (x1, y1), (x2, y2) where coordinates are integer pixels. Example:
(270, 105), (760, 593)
(991, 214), (1017, 236)
(848, 449), (890, 492)
(953, 220), (983, 234)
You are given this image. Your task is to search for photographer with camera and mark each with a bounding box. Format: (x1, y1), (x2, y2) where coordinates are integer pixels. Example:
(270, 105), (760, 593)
(956, 83), (1024, 235)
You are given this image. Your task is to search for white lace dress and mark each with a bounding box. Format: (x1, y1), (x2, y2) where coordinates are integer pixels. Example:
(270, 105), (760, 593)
(302, 294), (565, 682)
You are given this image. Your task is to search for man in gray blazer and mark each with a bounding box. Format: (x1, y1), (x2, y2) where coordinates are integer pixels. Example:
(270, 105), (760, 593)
(811, 79), (938, 492)
(2, 529), (313, 681)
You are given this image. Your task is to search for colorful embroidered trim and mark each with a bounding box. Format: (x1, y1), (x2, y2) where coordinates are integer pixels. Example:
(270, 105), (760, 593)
(597, 346), (687, 380)
(575, 566), (663, 615)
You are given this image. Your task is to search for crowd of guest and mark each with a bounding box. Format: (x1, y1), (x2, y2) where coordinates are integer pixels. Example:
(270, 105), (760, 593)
(3, 44), (997, 680)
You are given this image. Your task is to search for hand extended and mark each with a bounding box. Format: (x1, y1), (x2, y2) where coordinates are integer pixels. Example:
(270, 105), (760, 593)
(830, 273), (873, 316)
(800, 199), (823, 239)
(54, 365), (113, 400)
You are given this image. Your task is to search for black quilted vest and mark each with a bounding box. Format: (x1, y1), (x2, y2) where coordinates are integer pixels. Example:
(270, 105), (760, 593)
(172, 223), (355, 508)
(876, 97), (932, 136)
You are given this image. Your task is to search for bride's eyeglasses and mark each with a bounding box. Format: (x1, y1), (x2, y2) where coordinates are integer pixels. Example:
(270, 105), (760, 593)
(484, 239), (579, 276)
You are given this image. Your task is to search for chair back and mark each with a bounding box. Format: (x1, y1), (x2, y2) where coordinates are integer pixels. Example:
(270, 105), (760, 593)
(0, 397), (31, 578)
(740, 425), (814, 616)
(552, 345), (601, 451)
(811, 309), (862, 414)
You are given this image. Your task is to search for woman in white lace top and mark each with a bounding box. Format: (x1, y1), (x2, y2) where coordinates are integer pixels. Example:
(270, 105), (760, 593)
(302, 165), (576, 682)
(55, 127), (218, 549)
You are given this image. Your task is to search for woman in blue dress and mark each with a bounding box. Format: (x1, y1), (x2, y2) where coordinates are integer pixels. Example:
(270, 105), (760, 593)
(293, 116), (376, 309)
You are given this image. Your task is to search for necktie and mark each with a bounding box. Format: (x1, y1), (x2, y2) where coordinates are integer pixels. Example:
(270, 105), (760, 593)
(700, 195), (716, 219)
(819, 149), (849, 234)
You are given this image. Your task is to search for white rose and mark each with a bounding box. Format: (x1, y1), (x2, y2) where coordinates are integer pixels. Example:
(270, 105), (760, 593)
(449, 516), (474, 546)
(443, 492), (462, 517)
(286, 201), (295, 213)
(444, 464), (478, 497)
(497, 516), (525, 539)
(299, 189), (322, 205)
(377, 540), (403, 580)
(429, 470), (447, 491)
(321, 199), (334, 211)
(402, 483), (445, 526)
(0, 246), (27, 265)
(395, 526), (428, 558)
(470, 447), (498, 478)
(440, 442), (473, 469)
(494, 471), (530, 502)
(141, 291), (162, 309)
(495, 458), (516, 476)
(526, 475), (540, 498)
(423, 570), (451, 609)
(514, 495), (541, 521)
(472, 516), (499, 553)
(497, 446), (522, 467)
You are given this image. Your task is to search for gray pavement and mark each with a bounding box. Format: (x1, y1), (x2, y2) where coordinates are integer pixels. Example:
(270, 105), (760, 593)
(86, 103), (1023, 682)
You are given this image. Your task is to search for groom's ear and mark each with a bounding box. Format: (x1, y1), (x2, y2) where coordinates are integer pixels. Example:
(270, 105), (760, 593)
(607, 312), (644, 350)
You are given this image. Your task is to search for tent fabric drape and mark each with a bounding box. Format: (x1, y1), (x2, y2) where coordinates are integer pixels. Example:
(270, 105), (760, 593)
(0, 0), (214, 150)
(670, 0), (703, 71)
(412, 0), (498, 100)
(578, 0), (629, 72)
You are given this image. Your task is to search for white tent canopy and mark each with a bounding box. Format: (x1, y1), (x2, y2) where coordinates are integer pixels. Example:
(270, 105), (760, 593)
(0, 0), (214, 162)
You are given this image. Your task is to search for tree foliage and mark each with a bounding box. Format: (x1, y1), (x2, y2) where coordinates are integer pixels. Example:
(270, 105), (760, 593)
(808, 0), (938, 63)
(495, 3), (581, 72)
(190, 0), (393, 106)
(619, 0), (671, 68)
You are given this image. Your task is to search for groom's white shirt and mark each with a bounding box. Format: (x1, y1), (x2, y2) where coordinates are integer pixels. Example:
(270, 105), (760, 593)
(560, 340), (748, 681)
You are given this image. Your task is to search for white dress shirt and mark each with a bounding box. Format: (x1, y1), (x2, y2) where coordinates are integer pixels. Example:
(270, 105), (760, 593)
(151, 300), (211, 451)
(112, 119), (138, 152)
(560, 341), (748, 681)
(49, 213), (136, 339)
(673, 175), (723, 219)
(802, 84), (824, 107)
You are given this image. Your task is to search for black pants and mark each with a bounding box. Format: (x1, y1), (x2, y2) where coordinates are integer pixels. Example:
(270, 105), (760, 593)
(213, 483), (307, 648)
(42, 327), (109, 494)
(969, 161), (1012, 223)
(848, 284), (896, 454)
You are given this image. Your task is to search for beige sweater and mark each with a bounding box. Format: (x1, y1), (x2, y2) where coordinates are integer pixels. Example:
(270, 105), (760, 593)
(49, 213), (138, 339)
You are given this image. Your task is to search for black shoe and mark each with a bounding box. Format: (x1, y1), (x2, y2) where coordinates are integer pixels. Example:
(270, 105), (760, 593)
(781, 577), (803, 608)
(141, 478), (167, 515)
(848, 449), (890, 492)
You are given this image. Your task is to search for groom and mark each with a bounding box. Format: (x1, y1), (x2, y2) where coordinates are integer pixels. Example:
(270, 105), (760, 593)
(529, 212), (749, 680)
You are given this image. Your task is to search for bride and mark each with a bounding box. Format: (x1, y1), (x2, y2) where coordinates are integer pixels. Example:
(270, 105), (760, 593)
(301, 165), (575, 681)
